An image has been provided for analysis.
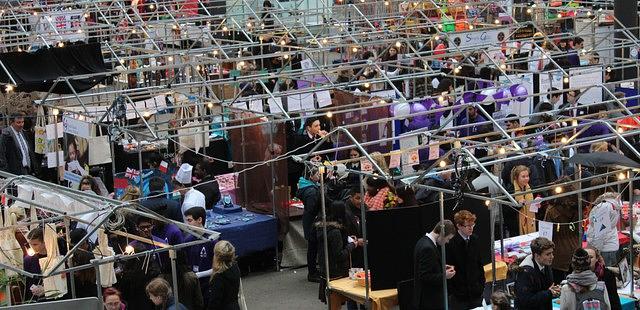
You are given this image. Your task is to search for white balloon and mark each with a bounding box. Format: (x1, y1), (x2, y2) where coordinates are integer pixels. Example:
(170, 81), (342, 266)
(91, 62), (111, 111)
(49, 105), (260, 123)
(393, 103), (411, 118)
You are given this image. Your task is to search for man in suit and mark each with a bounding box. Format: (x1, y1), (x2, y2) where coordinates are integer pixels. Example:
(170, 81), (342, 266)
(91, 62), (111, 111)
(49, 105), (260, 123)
(413, 220), (456, 310)
(514, 237), (561, 310)
(446, 210), (485, 309)
(0, 112), (37, 175)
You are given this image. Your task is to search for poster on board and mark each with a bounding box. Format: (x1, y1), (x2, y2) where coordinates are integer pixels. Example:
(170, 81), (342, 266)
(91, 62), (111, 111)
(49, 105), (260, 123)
(61, 133), (89, 184)
(569, 66), (603, 105)
(448, 27), (508, 49)
(499, 73), (534, 124)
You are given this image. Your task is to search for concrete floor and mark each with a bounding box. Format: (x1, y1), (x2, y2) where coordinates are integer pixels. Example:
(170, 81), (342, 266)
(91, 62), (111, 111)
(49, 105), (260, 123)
(242, 267), (327, 310)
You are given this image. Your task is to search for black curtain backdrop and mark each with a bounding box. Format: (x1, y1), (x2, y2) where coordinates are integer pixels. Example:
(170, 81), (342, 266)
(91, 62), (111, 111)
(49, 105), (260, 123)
(0, 42), (108, 94)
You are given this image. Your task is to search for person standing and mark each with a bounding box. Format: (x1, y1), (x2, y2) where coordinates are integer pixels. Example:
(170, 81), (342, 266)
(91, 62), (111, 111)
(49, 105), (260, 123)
(446, 211), (485, 309)
(173, 163), (206, 222)
(413, 220), (457, 310)
(544, 192), (580, 284)
(296, 167), (322, 282)
(559, 248), (611, 310)
(183, 207), (215, 307)
(0, 112), (37, 175)
(207, 240), (241, 310)
(514, 237), (560, 310)
(587, 184), (621, 266)
(585, 246), (622, 310)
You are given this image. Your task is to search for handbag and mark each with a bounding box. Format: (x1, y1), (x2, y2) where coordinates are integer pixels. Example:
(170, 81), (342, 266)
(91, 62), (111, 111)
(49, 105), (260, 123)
(175, 102), (210, 153)
(93, 229), (117, 287)
(34, 106), (47, 154)
(88, 125), (112, 165)
(0, 205), (23, 277)
(39, 224), (68, 299)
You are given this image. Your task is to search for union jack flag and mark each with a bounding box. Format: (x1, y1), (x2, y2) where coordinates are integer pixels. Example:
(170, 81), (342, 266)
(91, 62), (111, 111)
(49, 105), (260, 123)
(124, 167), (140, 179)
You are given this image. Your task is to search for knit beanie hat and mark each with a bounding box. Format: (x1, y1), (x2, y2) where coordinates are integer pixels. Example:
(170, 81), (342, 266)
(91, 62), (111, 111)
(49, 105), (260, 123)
(571, 248), (591, 272)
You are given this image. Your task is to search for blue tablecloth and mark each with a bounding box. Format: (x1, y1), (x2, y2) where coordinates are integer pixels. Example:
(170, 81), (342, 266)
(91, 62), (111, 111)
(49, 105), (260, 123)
(205, 209), (277, 257)
(553, 295), (636, 310)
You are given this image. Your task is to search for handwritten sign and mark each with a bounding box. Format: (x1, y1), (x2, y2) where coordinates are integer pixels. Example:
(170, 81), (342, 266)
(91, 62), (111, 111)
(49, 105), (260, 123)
(389, 152), (401, 169)
(538, 221), (553, 240)
(360, 159), (373, 172)
(407, 149), (420, 165)
(428, 142), (439, 160)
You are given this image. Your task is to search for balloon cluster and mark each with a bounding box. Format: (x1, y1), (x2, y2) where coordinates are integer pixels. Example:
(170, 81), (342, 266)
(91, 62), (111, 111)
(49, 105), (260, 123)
(388, 83), (528, 130)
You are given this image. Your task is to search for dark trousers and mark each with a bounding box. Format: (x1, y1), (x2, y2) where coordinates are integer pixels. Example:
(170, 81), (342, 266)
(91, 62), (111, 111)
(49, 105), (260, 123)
(307, 234), (318, 275)
(448, 295), (483, 310)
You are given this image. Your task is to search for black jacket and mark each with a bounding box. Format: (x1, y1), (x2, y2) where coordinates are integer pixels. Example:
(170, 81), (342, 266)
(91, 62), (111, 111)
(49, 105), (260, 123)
(514, 255), (554, 310)
(602, 268), (622, 310)
(316, 223), (354, 279)
(140, 193), (183, 223)
(445, 233), (485, 301)
(195, 175), (221, 209)
(0, 126), (37, 175)
(413, 235), (447, 310)
(296, 179), (321, 240)
(207, 263), (241, 310)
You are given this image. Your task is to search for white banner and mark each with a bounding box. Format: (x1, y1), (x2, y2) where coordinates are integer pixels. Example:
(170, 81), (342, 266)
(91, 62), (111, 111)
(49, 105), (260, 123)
(569, 66), (603, 105)
(449, 28), (508, 48)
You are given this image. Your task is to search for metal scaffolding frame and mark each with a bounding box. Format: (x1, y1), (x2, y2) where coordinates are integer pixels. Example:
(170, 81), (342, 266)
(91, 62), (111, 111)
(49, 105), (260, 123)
(0, 0), (640, 307)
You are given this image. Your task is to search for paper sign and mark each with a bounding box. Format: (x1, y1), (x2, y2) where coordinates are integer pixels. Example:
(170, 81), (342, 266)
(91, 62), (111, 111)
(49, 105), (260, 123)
(248, 99), (264, 113)
(63, 170), (82, 184)
(529, 197), (541, 213)
(287, 94), (302, 112)
(428, 142), (439, 160)
(46, 122), (64, 140)
(46, 151), (64, 168)
(300, 93), (315, 111)
(268, 97), (284, 114)
(63, 115), (92, 138)
(316, 90), (332, 107)
(231, 101), (247, 109)
(360, 159), (373, 172)
(407, 149), (420, 165)
(215, 173), (237, 191)
(538, 221), (554, 240)
(389, 152), (401, 169)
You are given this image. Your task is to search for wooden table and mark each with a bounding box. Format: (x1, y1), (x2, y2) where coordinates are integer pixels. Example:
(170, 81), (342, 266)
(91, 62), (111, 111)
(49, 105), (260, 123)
(328, 277), (398, 310)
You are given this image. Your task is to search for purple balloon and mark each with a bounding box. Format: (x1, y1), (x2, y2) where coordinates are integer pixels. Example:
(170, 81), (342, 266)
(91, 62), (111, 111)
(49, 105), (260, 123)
(410, 102), (428, 122)
(407, 118), (431, 130)
(493, 88), (510, 103)
(462, 92), (476, 103)
(510, 84), (528, 102)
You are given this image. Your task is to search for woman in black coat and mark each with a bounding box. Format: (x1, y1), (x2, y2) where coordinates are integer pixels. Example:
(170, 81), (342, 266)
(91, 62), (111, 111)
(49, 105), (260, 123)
(207, 240), (241, 310)
(316, 201), (361, 303)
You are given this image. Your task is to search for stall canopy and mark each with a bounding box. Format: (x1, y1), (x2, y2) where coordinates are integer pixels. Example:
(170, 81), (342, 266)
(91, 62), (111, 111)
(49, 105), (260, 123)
(0, 42), (108, 94)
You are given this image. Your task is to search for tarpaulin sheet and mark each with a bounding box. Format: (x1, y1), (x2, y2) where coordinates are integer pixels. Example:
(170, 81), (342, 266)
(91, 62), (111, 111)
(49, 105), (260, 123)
(0, 42), (108, 94)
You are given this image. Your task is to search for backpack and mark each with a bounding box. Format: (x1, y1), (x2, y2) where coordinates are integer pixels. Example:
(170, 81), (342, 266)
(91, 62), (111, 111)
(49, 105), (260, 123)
(575, 282), (608, 310)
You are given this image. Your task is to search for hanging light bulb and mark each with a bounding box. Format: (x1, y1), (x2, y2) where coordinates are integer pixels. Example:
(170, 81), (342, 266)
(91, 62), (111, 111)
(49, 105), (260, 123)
(124, 245), (135, 254)
(5, 84), (14, 92)
(222, 26), (228, 32)
(494, 19), (500, 25)
(322, 38), (328, 44)
(557, 13), (562, 19)
(326, 111), (333, 118)
(618, 172), (627, 180)
(384, 0), (389, 5)
(58, 42), (65, 48)
(498, 147), (506, 155)
(280, 40), (286, 46)
(213, 50), (219, 56)
(439, 160), (447, 168)
(526, 8), (532, 14)
(168, 56), (174, 62)
(207, 102), (214, 109)
(561, 136), (568, 144)
(52, 108), (59, 116)
(352, 46), (358, 53)
(196, 65), (201, 71)
(500, 64), (507, 70)
(395, 41), (402, 48)
(77, 29), (83, 33)
(485, 200), (490, 207)
(246, 22), (252, 28)
(363, 82), (370, 88)
(563, 76), (569, 83)
(586, 11), (592, 16)
(437, 24), (443, 29)
(468, 25), (474, 30)
(149, 4), (155, 9)
(434, 35), (440, 41)
(606, 66), (612, 73)
(283, 54), (289, 59)
(554, 186), (563, 194)
(464, 5), (469, 10)
(618, 127), (625, 133)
